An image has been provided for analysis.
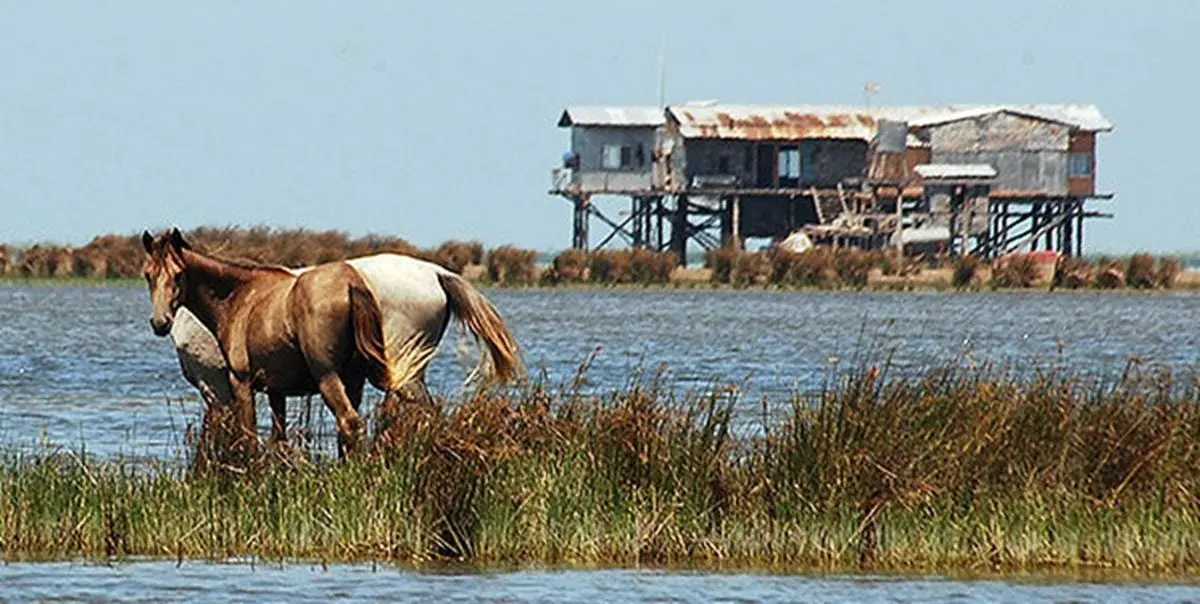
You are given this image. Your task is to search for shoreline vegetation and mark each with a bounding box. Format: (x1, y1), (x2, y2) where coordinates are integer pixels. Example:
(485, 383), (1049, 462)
(1, 362), (1199, 575)
(0, 226), (1197, 291)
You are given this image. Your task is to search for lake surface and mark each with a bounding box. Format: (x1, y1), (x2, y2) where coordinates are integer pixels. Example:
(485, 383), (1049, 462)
(1, 561), (1198, 603)
(2, 284), (1199, 600)
(1, 285), (1199, 457)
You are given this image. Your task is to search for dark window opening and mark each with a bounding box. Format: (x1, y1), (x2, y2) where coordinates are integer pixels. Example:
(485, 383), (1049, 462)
(716, 155), (731, 174)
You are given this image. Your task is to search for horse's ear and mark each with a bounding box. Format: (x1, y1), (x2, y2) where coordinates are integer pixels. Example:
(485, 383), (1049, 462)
(169, 228), (191, 251)
(142, 231), (154, 254)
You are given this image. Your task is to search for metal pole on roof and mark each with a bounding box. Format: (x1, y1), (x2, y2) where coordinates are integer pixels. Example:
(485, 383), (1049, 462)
(657, 26), (666, 108)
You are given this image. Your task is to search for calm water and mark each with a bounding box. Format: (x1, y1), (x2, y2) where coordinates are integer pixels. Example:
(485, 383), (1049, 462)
(0, 562), (1197, 603)
(2, 284), (1199, 599)
(1, 284), (1199, 457)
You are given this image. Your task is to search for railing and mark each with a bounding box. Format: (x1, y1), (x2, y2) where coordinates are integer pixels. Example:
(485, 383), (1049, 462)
(549, 169), (653, 193)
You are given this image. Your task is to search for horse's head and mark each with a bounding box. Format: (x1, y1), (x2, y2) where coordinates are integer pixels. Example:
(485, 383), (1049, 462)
(141, 228), (192, 336)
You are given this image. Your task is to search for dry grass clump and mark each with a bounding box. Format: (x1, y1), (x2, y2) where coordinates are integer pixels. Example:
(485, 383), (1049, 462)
(951, 255), (982, 288)
(627, 249), (676, 284)
(544, 249), (589, 284)
(1156, 256), (1183, 289)
(485, 245), (538, 286)
(991, 254), (1042, 288)
(588, 249), (632, 284)
(1053, 256), (1095, 289)
(429, 240), (484, 275)
(1126, 253), (1157, 289)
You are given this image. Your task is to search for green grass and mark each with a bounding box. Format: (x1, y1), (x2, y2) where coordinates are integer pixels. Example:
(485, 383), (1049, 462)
(2, 364), (1199, 574)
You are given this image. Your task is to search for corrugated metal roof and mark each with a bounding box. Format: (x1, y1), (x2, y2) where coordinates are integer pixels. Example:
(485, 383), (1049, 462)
(907, 104), (1112, 131)
(666, 104), (1112, 140)
(558, 107), (665, 127)
(667, 105), (886, 140)
(914, 164), (998, 179)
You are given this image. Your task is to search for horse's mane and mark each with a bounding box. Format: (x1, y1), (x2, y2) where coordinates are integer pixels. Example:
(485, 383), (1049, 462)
(195, 246), (298, 276)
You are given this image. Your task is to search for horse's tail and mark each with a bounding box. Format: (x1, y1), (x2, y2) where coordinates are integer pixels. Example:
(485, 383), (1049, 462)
(437, 271), (523, 384)
(348, 279), (437, 392)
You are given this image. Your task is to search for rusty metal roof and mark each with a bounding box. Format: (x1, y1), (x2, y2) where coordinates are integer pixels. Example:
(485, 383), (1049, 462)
(558, 107), (665, 127)
(666, 104), (1112, 140)
(667, 105), (887, 140)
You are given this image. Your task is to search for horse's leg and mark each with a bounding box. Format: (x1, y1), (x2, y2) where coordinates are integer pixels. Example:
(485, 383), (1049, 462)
(344, 372), (365, 414)
(400, 369), (436, 409)
(268, 392), (287, 444)
(312, 373), (364, 459)
(229, 376), (259, 459)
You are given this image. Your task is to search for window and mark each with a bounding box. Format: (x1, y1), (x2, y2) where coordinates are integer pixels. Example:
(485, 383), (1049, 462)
(601, 145), (623, 170)
(716, 155), (731, 174)
(601, 144), (634, 170)
(778, 148), (800, 179)
(1068, 152), (1093, 177)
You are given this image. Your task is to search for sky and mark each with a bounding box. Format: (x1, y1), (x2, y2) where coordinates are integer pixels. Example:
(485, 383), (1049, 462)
(0, 1), (1196, 253)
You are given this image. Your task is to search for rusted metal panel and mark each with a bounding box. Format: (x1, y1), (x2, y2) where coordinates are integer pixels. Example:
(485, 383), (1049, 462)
(1068, 131), (1095, 152)
(668, 105), (882, 140)
(1068, 176), (1095, 197)
(667, 104), (1112, 141)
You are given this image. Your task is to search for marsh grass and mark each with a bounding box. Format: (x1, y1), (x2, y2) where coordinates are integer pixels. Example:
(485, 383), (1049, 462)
(2, 362), (1199, 574)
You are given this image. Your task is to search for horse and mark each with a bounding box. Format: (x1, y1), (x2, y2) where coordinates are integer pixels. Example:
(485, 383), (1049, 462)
(141, 228), (522, 456)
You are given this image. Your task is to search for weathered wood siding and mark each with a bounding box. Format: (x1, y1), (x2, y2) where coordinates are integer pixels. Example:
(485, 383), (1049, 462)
(680, 139), (755, 185)
(802, 140), (869, 187)
(676, 138), (867, 188)
(570, 126), (656, 173)
(923, 113), (1072, 196)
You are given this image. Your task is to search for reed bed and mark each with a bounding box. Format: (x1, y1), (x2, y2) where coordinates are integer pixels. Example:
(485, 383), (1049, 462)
(2, 364), (1199, 574)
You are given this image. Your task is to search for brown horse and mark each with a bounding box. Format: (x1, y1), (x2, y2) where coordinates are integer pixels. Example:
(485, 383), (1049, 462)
(141, 228), (521, 456)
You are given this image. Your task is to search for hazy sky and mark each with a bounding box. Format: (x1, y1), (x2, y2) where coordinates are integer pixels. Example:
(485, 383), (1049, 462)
(0, 1), (1195, 252)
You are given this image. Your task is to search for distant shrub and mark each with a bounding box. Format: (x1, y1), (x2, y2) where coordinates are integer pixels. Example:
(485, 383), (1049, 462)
(1094, 259), (1125, 289)
(1156, 256), (1182, 289)
(429, 240), (480, 275)
(732, 251), (772, 287)
(952, 255), (982, 289)
(627, 249), (675, 284)
(771, 247), (837, 287)
(546, 249), (588, 284)
(704, 248), (739, 284)
(1126, 253), (1156, 289)
(834, 249), (878, 288)
(1053, 256), (1094, 290)
(992, 255), (1041, 288)
(486, 245), (538, 286)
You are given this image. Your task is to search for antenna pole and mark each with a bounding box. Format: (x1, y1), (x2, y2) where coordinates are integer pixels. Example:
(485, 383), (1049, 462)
(657, 10), (667, 108)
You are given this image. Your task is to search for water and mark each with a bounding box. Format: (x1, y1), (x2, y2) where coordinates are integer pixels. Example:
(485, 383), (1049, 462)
(0, 562), (1197, 603)
(2, 284), (1199, 599)
(2, 284), (1199, 458)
